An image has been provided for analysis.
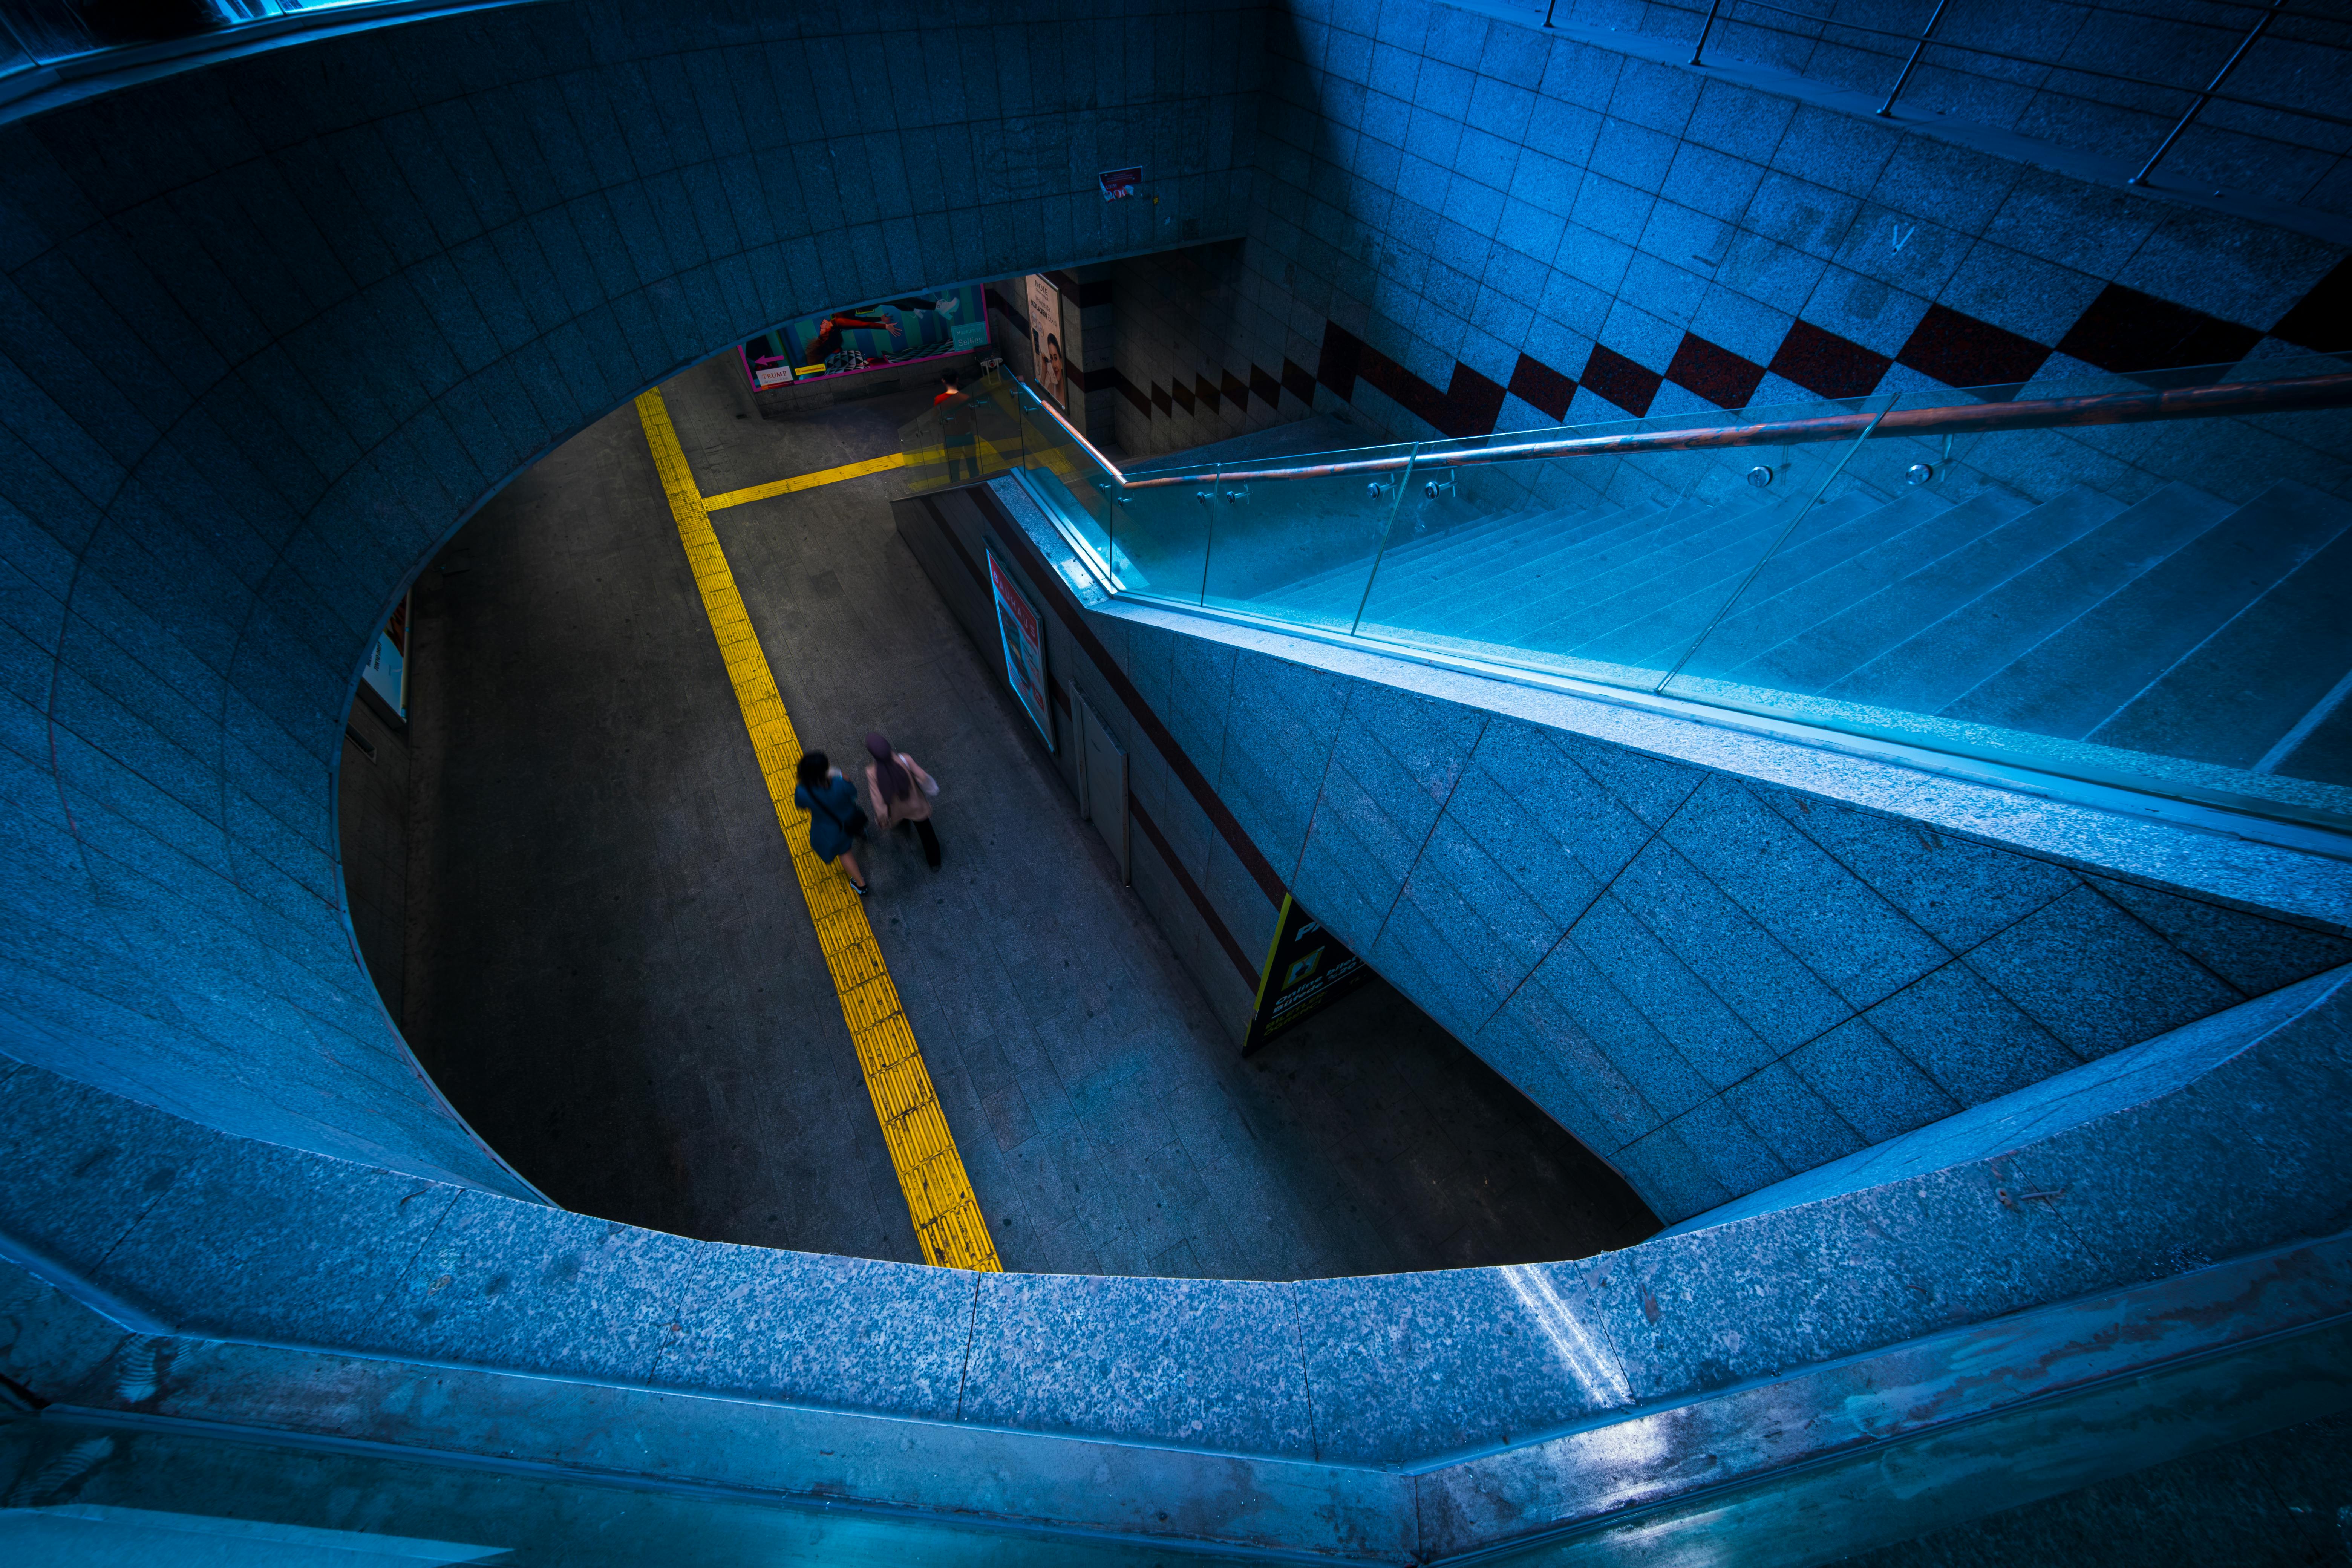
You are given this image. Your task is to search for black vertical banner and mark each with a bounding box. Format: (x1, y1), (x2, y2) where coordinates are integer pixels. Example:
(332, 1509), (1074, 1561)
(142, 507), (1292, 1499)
(1243, 894), (1371, 1055)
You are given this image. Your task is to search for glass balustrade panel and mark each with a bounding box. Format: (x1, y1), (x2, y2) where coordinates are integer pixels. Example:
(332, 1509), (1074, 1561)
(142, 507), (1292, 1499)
(1101, 465), (1215, 603)
(1194, 453), (1418, 628)
(1005, 384), (1116, 568)
(1347, 396), (1888, 692)
(897, 369), (1018, 495)
(1663, 352), (2352, 824)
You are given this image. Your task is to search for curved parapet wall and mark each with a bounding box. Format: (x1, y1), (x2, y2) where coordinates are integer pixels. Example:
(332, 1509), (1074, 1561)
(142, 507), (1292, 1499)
(1, 1), (2349, 1554)
(0, 0), (1259, 1184)
(1, 965), (2347, 1555)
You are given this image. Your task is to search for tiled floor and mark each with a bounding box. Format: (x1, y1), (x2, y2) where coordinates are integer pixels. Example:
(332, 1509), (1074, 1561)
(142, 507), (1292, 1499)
(390, 349), (1657, 1280)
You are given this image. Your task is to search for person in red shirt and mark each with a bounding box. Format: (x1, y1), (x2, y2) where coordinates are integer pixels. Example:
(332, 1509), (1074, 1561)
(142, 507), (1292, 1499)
(936, 372), (980, 483)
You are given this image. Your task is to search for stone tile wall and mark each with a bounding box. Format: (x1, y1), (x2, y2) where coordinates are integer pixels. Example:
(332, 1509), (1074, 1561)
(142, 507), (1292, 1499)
(1541, 0), (2352, 219)
(0, 0), (1263, 1183)
(1217, 0), (2348, 462)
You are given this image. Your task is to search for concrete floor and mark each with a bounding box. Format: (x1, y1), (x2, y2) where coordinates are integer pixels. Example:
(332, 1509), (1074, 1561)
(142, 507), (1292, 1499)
(393, 351), (1657, 1279)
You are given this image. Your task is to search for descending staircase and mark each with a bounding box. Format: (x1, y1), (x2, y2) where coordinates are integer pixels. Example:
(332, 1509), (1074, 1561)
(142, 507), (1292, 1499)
(1252, 478), (2352, 786)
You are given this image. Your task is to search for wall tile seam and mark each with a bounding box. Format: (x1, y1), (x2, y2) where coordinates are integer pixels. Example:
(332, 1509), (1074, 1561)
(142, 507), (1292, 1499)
(1579, 821), (1868, 1061)
(30, 554), (354, 1069)
(1361, 709), (1492, 959)
(2038, 877), (2261, 1011)
(1763, 788), (2241, 982)
(1272, 29), (2344, 327)
(1272, 1278), (1326, 1463)
(1851, 946), (2088, 1086)
(16, 129), (1256, 380)
(47, 524), (427, 1132)
(1458, 757), (1684, 1044)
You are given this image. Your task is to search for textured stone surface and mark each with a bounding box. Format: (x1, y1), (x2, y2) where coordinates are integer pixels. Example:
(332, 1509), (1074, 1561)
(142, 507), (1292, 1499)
(959, 1271), (1315, 1457)
(1103, 590), (2352, 1220)
(1292, 1262), (1632, 1465)
(652, 1246), (975, 1420)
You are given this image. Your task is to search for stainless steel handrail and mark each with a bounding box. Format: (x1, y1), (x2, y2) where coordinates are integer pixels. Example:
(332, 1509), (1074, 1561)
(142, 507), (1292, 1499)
(1669, 0), (2352, 132)
(1112, 371), (2352, 489)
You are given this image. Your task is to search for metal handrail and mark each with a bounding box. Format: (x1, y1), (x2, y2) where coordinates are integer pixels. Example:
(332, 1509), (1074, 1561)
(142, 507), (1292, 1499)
(1876, 0), (1949, 117)
(1669, 0), (2352, 133)
(2133, 0), (2287, 185)
(1112, 372), (2352, 489)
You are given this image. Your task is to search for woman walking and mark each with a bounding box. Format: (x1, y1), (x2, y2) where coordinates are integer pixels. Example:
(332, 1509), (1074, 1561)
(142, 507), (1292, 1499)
(795, 750), (869, 894)
(864, 731), (942, 870)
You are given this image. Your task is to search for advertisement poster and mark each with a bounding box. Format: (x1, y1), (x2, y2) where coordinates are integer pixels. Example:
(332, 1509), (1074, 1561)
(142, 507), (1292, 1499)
(987, 547), (1054, 752)
(747, 285), (989, 383)
(1099, 166), (1142, 200)
(1243, 894), (1370, 1055)
(1025, 273), (1066, 406)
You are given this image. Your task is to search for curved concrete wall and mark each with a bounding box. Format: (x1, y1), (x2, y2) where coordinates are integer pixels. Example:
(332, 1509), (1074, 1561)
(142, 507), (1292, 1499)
(2, 964), (2346, 1556)
(0, 0), (1258, 1182)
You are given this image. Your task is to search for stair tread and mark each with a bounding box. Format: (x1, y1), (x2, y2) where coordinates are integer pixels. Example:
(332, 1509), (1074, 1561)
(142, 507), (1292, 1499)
(1731, 486), (2130, 693)
(1827, 481), (2235, 712)
(2090, 505), (2352, 767)
(1946, 479), (2352, 739)
(1678, 487), (2034, 679)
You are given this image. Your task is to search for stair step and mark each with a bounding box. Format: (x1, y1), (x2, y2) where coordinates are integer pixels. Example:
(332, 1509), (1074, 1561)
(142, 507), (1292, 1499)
(1946, 480), (2352, 739)
(2090, 512), (2352, 768)
(1678, 488), (2032, 679)
(1588, 489), (1912, 670)
(2267, 672), (2352, 786)
(1733, 487), (2128, 693)
(1366, 500), (1674, 626)
(1374, 503), (1618, 595)
(1491, 495), (1788, 649)
(1828, 481), (2234, 713)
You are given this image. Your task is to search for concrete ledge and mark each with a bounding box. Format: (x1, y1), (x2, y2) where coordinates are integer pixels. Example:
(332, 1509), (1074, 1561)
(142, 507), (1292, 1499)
(3, 1221), (2346, 1561)
(3, 962), (2349, 1517)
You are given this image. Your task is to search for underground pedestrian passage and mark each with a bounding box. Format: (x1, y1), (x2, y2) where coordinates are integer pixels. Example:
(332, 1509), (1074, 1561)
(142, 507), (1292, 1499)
(3, 0), (2350, 1562)
(346, 337), (1663, 1278)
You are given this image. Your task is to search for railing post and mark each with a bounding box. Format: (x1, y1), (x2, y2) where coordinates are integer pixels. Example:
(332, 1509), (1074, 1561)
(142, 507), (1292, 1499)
(1690, 0), (1724, 66)
(1543, 0), (1558, 28)
(1348, 444), (1421, 637)
(1877, 0), (1950, 116)
(2131, 0), (2284, 186)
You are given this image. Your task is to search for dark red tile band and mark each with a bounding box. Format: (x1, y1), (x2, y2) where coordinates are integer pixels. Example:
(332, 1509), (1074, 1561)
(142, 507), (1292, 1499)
(1130, 794), (1261, 987)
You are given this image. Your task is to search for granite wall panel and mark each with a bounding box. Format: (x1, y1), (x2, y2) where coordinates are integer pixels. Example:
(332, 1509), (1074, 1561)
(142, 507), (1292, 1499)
(1092, 594), (2352, 1219)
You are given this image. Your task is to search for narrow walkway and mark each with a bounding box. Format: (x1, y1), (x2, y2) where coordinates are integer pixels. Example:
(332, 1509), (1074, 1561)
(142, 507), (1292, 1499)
(396, 350), (1657, 1277)
(635, 387), (995, 1271)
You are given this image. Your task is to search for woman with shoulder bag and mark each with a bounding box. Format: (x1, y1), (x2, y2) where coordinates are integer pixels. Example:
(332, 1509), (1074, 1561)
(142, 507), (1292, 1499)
(794, 750), (870, 894)
(864, 731), (943, 870)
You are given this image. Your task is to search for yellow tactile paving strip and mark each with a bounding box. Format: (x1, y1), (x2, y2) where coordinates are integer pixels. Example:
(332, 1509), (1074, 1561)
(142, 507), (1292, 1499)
(633, 388), (1000, 1272)
(703, 451), (906, 511)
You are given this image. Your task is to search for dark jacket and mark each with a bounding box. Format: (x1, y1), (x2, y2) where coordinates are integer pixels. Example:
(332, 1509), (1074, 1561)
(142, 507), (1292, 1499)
(795, 771), (863, 861)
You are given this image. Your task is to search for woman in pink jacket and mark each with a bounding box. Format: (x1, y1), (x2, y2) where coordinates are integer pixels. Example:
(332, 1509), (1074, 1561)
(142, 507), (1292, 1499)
(865, 732), (942, 870)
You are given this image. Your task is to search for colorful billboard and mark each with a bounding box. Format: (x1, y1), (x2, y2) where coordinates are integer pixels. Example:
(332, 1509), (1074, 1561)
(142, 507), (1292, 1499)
(743, 285), (990, 384)
(1025, 273), (1067, 407)
(987, 547), (1054, 752)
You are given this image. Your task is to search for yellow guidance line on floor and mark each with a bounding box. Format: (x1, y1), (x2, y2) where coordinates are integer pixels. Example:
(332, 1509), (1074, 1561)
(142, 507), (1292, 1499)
(702, 451), (905, 511)
(633, 389), (1000, 1273)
